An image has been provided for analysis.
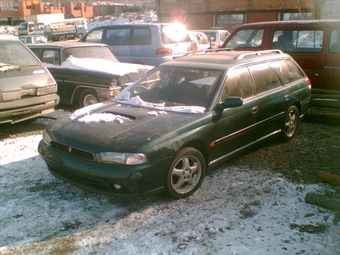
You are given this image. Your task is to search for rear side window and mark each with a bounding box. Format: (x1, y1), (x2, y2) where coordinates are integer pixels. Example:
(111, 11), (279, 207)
(272, 30), (324, 53)
(269, 60), (306, 85)
(105, 28), (131, 45)
(221, 67), (255, 101)
(249, 63), (282, 94)
(329, 29), (340, 53)
(132, 28), (151, 45)
(83, 29), (103, 43)
(225, 29), (264, 48)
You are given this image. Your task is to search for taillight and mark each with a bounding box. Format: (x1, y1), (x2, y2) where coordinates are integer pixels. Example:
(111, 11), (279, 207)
(156, 48), (172, 55)
(306, 77), (312, 90)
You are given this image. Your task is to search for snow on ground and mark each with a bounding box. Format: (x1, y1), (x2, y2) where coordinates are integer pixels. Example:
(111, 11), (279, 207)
(0, 112), (339, 255)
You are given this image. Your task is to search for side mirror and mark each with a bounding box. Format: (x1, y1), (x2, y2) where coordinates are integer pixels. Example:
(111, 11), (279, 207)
(214, 97), (243, 113)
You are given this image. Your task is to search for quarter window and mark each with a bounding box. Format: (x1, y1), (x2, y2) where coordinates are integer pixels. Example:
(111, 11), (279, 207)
(329, 29), (340, 53)
(269, 60), (305, 85)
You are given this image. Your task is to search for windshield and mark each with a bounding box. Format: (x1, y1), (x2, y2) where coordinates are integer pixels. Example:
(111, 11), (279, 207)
(61, 46), (119, 63)
(0, 41), (41, 67)
(115, 66), (223, 113)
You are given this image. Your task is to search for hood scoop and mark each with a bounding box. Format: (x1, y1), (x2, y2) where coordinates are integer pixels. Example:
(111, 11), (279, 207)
(69, 104), (136, 124)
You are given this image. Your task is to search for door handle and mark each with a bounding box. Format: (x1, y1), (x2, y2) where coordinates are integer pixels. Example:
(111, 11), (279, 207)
(252, 106), (258, 114)
(285, 95), (290, 101)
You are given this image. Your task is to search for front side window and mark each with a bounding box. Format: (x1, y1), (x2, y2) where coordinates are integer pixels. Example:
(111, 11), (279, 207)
(221, 67), (254, 102)
(83, 29), (103, 43)
(249, 63), (282, 94)
(272, 30), (324, 53)
(42, 50), (59, 65)
(115, 66), (224, 112)
(329, 29), (340, 53)
(226, 29), (264, 49)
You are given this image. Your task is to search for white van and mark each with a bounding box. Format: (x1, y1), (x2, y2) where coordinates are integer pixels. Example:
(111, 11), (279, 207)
(192, 29), (230, 49)
(0, 34), (59, 124)
(80, 23), (193, 66)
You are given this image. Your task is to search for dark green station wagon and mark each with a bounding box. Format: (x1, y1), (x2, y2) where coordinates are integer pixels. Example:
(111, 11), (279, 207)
(38, 50), (311, 199)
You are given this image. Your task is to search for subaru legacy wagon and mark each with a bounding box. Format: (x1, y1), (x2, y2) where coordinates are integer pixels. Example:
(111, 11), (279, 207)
(38, 50), (311, 199)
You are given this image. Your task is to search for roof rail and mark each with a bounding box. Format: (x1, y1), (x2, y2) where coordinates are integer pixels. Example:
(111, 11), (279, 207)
(234, 50), (283, 60)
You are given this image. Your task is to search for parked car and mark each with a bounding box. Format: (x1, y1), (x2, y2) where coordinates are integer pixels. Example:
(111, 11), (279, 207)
(38, 50), (311, 199)
(222, 20), (340, 111)
(19, 34), (47, 44)
(0, 34), (59, 124)
(28, 41), (154, 107)
(79, 23), (193, 66)
(188, 30), (211, 51)
(192, 29), (230, 49)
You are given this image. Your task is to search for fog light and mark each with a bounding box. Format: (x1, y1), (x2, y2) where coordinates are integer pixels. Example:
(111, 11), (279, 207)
(113, 184), (122, 190)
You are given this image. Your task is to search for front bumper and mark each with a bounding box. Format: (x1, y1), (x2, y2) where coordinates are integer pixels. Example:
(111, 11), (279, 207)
(38, 140), (172, 197)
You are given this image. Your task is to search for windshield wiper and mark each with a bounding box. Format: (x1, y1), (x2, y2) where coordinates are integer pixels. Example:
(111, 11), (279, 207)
(0, 64), (22, 72)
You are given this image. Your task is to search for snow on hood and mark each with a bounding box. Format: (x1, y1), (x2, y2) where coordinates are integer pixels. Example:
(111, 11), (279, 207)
(45, 57), (153, 76)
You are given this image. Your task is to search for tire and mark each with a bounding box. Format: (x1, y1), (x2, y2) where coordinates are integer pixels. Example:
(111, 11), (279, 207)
(79, 89), (99, 108)
(281, 105), (299, 142)
(58, 35), (65, 41)
(76, 33), (83, 39)
(164, 147), (206, 199)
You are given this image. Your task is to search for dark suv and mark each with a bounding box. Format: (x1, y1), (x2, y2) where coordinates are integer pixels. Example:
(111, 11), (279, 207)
(38, 49), (311, 199)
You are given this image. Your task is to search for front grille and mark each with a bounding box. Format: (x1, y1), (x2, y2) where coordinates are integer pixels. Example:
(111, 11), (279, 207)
(50, 141), (95, 161)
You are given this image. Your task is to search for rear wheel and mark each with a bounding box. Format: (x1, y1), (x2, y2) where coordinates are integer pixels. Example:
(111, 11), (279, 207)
(164, 147), (206, 199)
(76, 33), (83, 39)
(79, 89), (99, 108)
(58, 35), (65, 41)
(281, 105), (299, 141)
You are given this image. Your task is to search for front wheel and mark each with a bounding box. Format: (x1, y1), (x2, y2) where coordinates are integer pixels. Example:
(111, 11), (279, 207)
(79, 89), (99, 108)
(281, 105), (299, 142)
(164, 147), (206, 199)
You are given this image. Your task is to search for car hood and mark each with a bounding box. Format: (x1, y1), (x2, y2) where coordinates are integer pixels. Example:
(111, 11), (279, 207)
(50, 57), (154, 77)
(49, 102), (206, 152)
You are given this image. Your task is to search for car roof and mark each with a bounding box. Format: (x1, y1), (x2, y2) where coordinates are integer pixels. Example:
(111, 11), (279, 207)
(233, 19), (340, 29)
(161, 50), (292, 70)
(89, 23), (181, 30)
(27, 41), (108, 49)
(0, 34), (19, 41)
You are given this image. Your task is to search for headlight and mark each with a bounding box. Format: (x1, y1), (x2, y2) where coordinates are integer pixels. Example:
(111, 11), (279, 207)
(36, 85), (57, 95)
(96, 152), (147, 165)
(42, 129), (52, 145)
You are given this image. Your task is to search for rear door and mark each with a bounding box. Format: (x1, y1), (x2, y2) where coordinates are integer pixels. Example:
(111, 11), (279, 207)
(103, 27), (132, 63)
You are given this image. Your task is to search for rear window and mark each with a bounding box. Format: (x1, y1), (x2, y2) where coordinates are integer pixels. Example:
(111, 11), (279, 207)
(0, 40), (41, 66)
(161, 25), (191, 44)
(272, 30), (324, 53)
